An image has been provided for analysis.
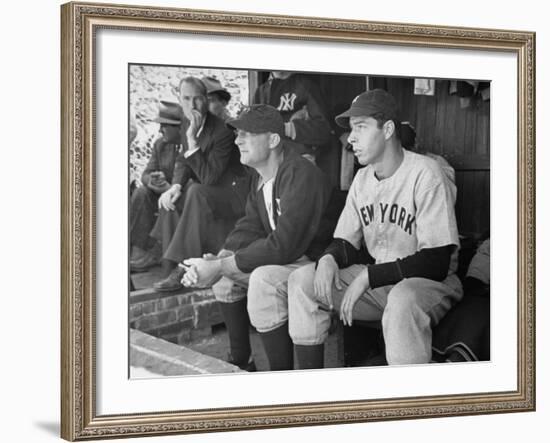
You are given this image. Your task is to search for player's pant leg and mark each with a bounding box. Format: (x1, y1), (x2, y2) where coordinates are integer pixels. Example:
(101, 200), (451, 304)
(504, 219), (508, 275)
(247, 258), (312, 370)
(247, 257), (311, 333)
(289, 264), (383, 345)
(382, 276), (463, 365)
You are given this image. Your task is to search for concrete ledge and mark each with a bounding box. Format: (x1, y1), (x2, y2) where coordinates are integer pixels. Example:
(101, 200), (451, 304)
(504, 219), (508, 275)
(130, 329), (243, 376)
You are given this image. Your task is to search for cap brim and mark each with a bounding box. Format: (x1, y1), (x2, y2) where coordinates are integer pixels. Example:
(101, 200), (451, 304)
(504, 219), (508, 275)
(226, 118), (285, 138)
(152, 117), (181, 125)
(334, 109), (354, 129)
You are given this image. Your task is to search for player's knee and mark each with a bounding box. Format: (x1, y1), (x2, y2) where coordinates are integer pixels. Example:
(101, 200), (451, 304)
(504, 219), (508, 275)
(212, 277), (245, 303)
(383, 280), (423, 320)
(247, 266), (279, 326)
(287, 263), (315, 294)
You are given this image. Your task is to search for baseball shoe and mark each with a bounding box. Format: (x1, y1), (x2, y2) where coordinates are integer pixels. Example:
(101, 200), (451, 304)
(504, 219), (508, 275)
(153, 266), (185, 292)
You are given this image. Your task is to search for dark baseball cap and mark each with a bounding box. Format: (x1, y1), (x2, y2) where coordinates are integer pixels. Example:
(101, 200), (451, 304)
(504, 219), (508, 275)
(335, 89), (400, 128)
(227, 104), (285, 137)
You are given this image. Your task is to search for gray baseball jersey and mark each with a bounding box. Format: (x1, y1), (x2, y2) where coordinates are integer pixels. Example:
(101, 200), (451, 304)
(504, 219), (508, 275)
(334, 149), (459, 274)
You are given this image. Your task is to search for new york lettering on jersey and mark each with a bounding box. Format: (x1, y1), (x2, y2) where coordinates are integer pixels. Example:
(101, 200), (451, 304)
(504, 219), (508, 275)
(359, 202), (416, 235)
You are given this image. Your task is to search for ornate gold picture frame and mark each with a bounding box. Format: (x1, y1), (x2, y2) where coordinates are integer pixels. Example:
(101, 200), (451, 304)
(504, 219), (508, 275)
(61, 1), (535, 440)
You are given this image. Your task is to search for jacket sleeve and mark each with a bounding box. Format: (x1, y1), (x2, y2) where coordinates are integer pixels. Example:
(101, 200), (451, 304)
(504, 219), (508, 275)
(223, 188), (266, 252)
(291, 78), (332, 146)
(234, 162), (330, 273)
(141, 138), (161, 186)
(174, 124), (236, 186)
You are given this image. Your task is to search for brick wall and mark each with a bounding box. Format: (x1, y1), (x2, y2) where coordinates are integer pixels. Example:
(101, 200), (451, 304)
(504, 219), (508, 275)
(129, 288), (223, 345)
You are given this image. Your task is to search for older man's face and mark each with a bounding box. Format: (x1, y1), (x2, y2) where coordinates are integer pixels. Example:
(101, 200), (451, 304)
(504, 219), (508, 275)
(178, 81), (208, 119)
(234, 130), (272, 169)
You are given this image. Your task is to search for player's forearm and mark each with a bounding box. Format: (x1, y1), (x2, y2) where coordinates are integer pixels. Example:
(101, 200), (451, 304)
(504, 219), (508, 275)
(321, 238), (372, 269)
(367, 245), (453, 289)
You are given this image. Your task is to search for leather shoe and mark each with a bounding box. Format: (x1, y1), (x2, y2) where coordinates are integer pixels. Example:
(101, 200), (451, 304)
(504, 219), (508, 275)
(153, 266), (185, 292)
(130, 252), (160, 272)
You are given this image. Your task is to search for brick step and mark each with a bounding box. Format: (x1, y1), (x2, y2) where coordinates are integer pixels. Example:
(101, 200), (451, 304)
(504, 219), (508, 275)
(130, 286), (224, 344)
(130, 329), (243, 376)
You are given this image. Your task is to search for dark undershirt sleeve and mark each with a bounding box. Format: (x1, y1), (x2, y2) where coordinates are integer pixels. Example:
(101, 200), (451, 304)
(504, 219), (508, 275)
(318, 238), (373, 269)
(367, 245), (454, 289)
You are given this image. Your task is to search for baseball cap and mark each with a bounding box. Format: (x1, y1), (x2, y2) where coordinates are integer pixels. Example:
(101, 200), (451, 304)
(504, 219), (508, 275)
(335, 89), (400, 128)
(226, 104), (285, 137)
(151, 100), (182, 125)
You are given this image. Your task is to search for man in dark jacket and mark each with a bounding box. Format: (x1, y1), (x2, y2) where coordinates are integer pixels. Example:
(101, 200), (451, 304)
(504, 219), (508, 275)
(130, 101), (182, 267)
(150, 76), (251, 289)
(181, 105), (339, 371)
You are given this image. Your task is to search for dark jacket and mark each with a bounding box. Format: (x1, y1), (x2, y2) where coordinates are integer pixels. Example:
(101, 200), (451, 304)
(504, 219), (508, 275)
(140, 138), (179, 186)
(253, 74), (331, 148)
(172, 112), (249, 188)
(224, 146), (341, 273)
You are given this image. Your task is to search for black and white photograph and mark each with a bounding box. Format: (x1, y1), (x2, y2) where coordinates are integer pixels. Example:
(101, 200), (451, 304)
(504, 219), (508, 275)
(55, 1), (536, 440)
(128, 65), (491, 377)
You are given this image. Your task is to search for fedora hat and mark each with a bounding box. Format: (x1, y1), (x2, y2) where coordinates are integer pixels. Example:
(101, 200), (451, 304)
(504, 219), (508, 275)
(151, 100), (182, 125)
(201, 76), (231, 102)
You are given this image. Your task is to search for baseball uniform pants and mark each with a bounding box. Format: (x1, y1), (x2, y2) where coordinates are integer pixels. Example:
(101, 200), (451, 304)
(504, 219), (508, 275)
(212, 256), (312, 333)
(288, 263), (463, 365)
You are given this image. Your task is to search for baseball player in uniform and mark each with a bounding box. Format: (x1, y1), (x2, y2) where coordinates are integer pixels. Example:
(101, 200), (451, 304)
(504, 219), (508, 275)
(287, 89), (463, 368)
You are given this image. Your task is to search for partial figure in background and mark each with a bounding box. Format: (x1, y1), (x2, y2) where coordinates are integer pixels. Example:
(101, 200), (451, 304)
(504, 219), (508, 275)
(130, 101), (182, 269)
(202, 76), (233, 122)
(400, 121), (456, 185)
(151, 76), (252, 291)
(252, 71), (332, 162)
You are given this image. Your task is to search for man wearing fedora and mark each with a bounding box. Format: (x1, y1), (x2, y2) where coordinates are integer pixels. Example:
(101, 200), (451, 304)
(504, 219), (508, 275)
(181, 104), (340, 371)
(130, 100), (183, 268)
(150, 76), (252, 289)
(202, 76), (232, 122)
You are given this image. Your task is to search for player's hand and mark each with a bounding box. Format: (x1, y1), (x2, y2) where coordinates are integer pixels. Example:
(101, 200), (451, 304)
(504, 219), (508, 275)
(158, 185), (181, 211)
(181, 264), (198, 287)
(182, 257), (222, 288)
(314, 255), (341, 310)
(339, 269), (370, 327)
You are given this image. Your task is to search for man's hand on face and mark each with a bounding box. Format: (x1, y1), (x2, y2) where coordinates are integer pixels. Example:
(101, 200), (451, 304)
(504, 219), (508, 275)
(158, 184), (181, 211)
(186, 109), (204, 140)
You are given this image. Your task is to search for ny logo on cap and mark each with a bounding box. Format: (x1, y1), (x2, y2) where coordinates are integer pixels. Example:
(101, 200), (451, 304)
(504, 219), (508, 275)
(277, 93), (297, 111)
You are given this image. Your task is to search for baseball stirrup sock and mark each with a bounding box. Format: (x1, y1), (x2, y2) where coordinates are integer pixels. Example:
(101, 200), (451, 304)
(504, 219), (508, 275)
(295, 344), (325, 370)
(259, 322), (294, 371)
(219, 299), (251, 367)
